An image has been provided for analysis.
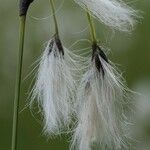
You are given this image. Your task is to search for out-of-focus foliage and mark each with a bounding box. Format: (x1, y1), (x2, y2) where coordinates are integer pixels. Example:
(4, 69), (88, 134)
(0, 0), (150, 149)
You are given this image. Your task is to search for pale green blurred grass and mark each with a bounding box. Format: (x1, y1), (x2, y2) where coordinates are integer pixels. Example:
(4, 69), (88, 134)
(0, 0), (150, 149)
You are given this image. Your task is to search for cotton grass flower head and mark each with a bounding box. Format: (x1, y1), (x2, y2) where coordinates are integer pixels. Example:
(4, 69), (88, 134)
(31, 35), (79, 135)
(74, 0), (139, 31)
(71, 43), (132, 150)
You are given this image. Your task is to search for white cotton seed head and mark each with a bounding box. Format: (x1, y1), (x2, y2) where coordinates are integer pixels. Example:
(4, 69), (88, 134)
(75, 0), (139, 31)
(71, 48), (132, 150)
(31, 37), (78, 135)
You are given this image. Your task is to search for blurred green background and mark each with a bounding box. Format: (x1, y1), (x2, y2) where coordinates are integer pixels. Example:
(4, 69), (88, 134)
(0, 0), (150, 149)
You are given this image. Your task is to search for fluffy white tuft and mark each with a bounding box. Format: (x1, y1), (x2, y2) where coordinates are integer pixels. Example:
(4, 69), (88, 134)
(31, 38), (78, 135)
(71, 51), (131, 150)
(75, 0), (139, 31)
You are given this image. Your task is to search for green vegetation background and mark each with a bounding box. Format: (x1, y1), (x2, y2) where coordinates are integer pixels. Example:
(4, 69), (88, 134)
(0, 0), (150, 149)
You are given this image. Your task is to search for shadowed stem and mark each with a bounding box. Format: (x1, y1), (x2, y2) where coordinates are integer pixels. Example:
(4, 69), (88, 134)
(11, 16), (26, 150)
(86, 9), (97, 44)
(49, 0), (59, 35)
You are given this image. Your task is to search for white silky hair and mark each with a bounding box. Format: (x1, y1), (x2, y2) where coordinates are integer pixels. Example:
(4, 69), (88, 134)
(71, 53), (132, 150)
(75, 0), (139, 31)
(31, 38), (80, 135)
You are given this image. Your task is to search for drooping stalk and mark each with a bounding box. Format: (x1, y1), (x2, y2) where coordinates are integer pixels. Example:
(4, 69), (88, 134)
(49, 0), (59, 36)
(86, 9), (97, 44)
(11, 15), (26, 150)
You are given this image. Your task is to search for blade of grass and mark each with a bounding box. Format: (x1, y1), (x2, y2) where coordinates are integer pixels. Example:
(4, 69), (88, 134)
(11, 1), (34, 149)
(11, 15), (26, 150)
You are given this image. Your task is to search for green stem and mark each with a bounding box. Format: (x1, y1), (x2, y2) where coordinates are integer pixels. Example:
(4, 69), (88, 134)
(86, 9), (97, 44)
(49, 0), (59, 35)
(11, 16), (26, 150)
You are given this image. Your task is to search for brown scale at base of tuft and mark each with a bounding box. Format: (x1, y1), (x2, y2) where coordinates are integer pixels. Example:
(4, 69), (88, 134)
(92, 42), (108, 75)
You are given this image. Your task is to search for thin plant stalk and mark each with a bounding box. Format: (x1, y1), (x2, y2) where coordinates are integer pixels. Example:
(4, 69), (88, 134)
(49, 0), (59, 35)
(86, 9), (97, 44)
(11, 15), (26, 150)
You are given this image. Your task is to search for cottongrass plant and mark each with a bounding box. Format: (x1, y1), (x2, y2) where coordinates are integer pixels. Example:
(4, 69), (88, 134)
(31, 0), (83, 135)
(12, 0), (140, 149)
(74, 0), (139, 31)
(71, 11), (133, 150)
